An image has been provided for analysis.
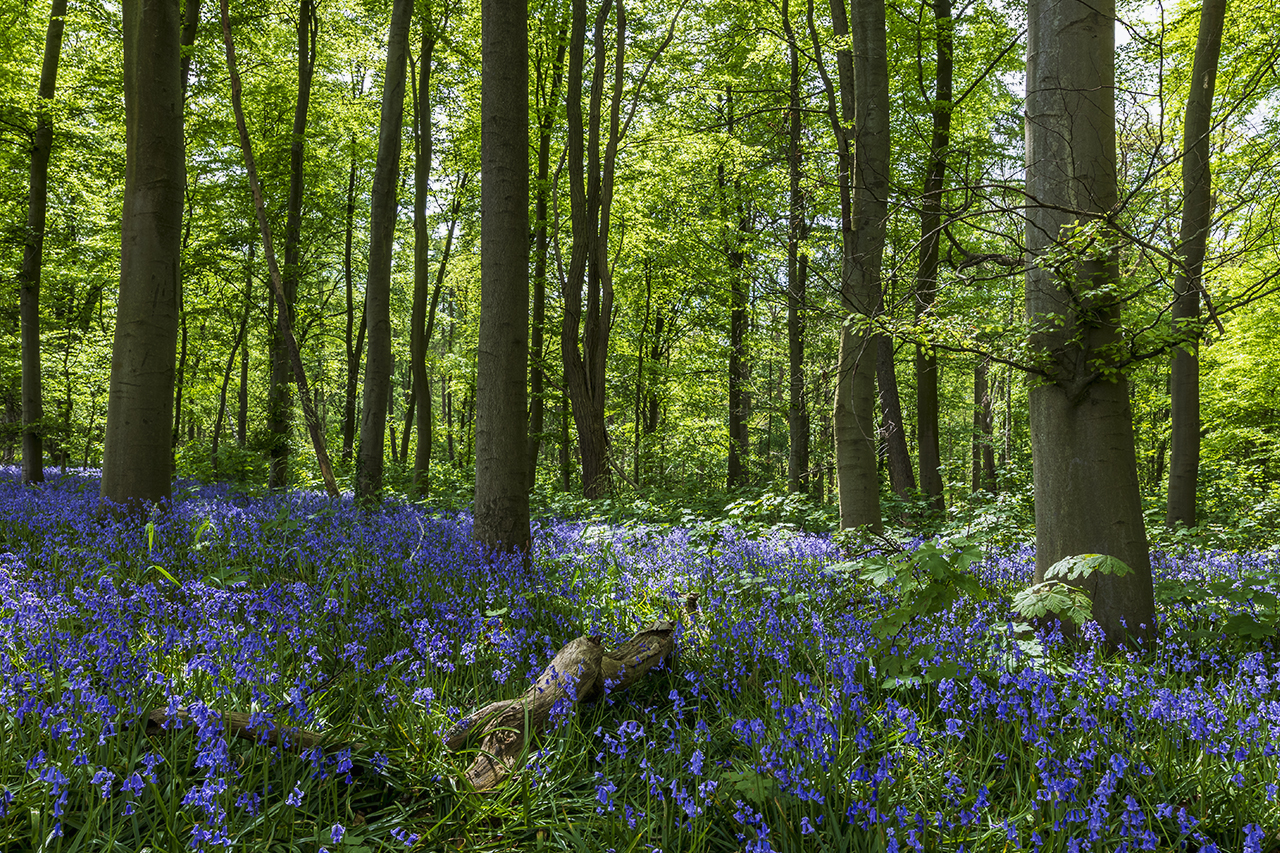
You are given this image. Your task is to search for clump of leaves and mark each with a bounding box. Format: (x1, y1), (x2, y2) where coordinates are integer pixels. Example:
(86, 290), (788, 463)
(1011, 553), (1133, 628)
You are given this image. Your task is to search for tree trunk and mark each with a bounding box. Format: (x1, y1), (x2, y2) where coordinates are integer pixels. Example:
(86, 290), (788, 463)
(473, 0), (531, 553)
(101, 0), (184, 509)
(877, 335), (916, 498)
(19, 0), (67, 486)
(220, 0), (338, 497)
(237, 244), (251, 447)
(914, 0), (952, 515)
(783, 0), (809, 494)
(268, 0), (317, 490)
(341, 147), (363, 465)
(814, 0), (886, 530)
(211, 289), (249, 474)
(1167, 0), (1226, 530)
(408, 15), (438, 496)
(725, 88), (750, 490)
(563, 0), (623, 499)
(971, 356), (995, 492)
(356, 0), (413, 503)
(529, 17), (569, 486)
(1025, 0), (1153, 647)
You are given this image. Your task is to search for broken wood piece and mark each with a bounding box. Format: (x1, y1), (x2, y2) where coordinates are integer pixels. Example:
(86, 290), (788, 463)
(146, 707), (367, 753)
(444, 620), (675, 790)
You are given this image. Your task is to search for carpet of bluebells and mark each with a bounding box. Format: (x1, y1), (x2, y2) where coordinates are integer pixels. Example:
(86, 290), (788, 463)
(2, 469), (1280, 852)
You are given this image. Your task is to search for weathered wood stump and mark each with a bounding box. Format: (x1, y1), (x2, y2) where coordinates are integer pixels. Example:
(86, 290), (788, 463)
(442, 620), (676, 790)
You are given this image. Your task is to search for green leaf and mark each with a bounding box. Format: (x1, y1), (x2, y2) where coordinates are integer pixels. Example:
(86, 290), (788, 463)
(1044, 553), (1132, 583)
(1225, 613), (1277, 640)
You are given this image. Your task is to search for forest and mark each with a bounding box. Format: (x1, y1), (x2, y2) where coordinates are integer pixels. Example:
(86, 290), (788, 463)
(4, 0), (1280, 848)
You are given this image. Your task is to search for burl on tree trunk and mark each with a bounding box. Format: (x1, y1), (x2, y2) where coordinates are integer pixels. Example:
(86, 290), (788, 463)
(443, 620), (676, 790)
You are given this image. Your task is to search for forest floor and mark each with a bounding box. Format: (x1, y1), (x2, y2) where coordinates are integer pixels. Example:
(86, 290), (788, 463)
(1, 469), (1278, 852)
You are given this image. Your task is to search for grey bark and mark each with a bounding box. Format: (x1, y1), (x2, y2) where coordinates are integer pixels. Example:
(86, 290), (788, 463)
(101, 0), (185, 509)
(19, 0), (66, 486)
(1167, 0), (1226, 529)
(473, 0), (531, 552)
(1025, 0), (1154, 647)
(812, 0), (887, 530)
(356, 0), (413, 502)
(971, 356), (995, 492)
(341, 148), (363, 465)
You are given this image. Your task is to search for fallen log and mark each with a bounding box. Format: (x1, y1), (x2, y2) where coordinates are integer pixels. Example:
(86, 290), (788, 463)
(145, 707), (367, 754)
(443, 619), (676, 790)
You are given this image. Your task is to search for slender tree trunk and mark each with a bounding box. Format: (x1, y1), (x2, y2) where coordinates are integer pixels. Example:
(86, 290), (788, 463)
(19, 0), (67, 486)
(238, 244), (251, 446)
(409, 16), (438, 496)
(221, 0), (338, 497)
(1025, 0), (1153, 647)
(724, 103), (751, 489)
(971, 356), (996, 492)
(101, 0), (184, 509)
(783, 0), (809, 494)
(1167, 0), (1226, 529)
(474, 0), (531, 552)
(212, 293), (250, 474)
(341, 148), (363, 465)
(877, 335), (916, 498)
(529, 17), (568, 486)
(915, 0), (952, 515)
(356, 0), (413, 502)
(170, 0), (200, 459)
(267, 0), (317, 489)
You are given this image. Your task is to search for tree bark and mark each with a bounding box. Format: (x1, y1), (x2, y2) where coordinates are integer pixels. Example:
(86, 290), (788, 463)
(237, 244), (251, 447)
(341, 146), (363, 466)
(220, 0), (338, 497)
(877, 335), (916, 498)
(409, 10), (440, 497)
(19, 0), (67, 486)
(268, 0), (317, 490)
(101, 0), (185, 509)
(563, 0), (624, 499)
(783, 0), (809, 494)
(1167, 0), (1226, 529)
(812, 0), (886, 530)
(724, 87), (750, 490)
(915, 0), (952, 515)
(528, 16), (569, 486)
(1025, 0), (1153, 647)
(971, 356), (995, 492)
(473, 0), (531, 553)
(356, 0), (413, 503)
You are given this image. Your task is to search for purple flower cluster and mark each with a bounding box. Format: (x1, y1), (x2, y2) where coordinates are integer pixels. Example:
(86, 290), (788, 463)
(1, 468), (1278, 850)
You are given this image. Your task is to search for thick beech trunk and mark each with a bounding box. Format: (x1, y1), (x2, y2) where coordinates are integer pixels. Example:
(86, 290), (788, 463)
(814, 0), (887, 530)
(356, 0), (413, 502)
(19, 0), (67, 486)
(473, 0), (531, 552)
(101, 0), (184, 509)
(1167, 0), (1226, 529)
(1025, 0), (1153, 647)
